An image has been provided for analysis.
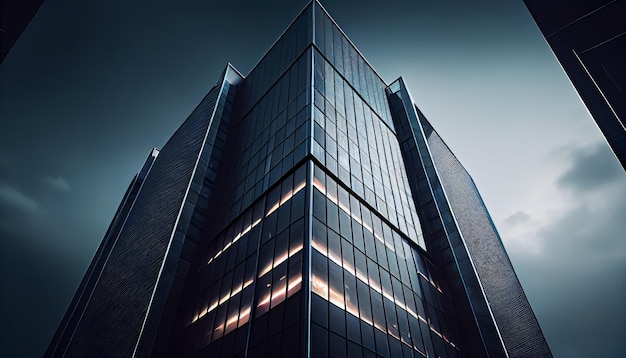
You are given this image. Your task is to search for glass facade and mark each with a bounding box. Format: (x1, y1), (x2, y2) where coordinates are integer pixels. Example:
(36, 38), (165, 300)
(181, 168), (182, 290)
(47, 1), (551, 357)
(311, 47), (423, 248)
(175, 165), (307, 357)
(226, 48), (311, 221)
(310, 165), (463, 358)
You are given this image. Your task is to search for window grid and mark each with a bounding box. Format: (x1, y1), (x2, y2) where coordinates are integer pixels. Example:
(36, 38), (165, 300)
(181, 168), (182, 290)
(311, 165), (461, 357)
(311, 48), (424, 248)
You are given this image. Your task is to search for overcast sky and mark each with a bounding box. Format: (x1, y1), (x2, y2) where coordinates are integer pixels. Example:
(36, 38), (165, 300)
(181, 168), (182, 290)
(1, 0), (624, 357)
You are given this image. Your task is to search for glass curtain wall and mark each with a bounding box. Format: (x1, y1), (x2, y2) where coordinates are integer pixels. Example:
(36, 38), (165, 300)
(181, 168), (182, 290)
(308, 4), (467, 358)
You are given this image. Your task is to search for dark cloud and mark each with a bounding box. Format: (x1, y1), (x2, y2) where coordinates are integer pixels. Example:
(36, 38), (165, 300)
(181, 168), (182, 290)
(557, 143), (624, 192)
(511, 143), (626, 358)
(520, 195), (626, 357)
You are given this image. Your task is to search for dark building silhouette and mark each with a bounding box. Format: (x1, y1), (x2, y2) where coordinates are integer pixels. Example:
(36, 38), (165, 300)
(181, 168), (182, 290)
(0, 0), (46, 63)
(46, 2), (552, 357)
(524, 0), (626, 169)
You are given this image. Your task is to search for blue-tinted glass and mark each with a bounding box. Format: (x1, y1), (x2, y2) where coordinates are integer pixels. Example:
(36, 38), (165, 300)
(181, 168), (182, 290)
(311, 323), (329, 358)
(312, 250), (329, 301)
(374, 328), (389, 358)
(329, 331), (347, 358)
(312, 294), (329, 329)
(329, 303), (346, 337)
(327, 198), (340, 234)
(370, 289), (385, 332)
(361, 321), (375, 352)
(313, 188), (326, 221)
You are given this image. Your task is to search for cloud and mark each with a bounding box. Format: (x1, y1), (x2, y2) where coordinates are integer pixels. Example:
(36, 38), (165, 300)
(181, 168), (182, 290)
(502, 210), (530, 226)
(509, 141), (626, 357)
(522, 183), (626, 357)
(557, 143), (623, 192)
(501, 212), (544, 255)
(0, 182), (39, 212)
(43, 176), (70, 191)
(537, 184), (626, 260)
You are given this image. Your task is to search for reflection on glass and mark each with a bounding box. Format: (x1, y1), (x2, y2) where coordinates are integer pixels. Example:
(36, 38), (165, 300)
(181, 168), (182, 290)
(225, 296), (240, 335)
(344, 273), (359, 317)
(238, 304), (251, 328)
(312, 250), (328, 299)
(288, 273), (302, 298)
(310, 240), (454, 352)
(328, 260), (344, 309)
(255, 274), (272, 318)
(258, 241), (275, 278)
(207, 217), (261, 265)
(270, 261), (287, 308)
(192, 277), (254, 324)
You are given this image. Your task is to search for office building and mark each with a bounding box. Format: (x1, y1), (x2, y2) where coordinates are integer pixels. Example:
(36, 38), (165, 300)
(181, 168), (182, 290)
(524, 0), (626, 169)
(46, 2), (551, 357)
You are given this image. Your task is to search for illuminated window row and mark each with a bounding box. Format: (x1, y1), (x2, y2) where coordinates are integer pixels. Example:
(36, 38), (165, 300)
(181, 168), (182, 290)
(311, 50), (423, 244)
(313, 172), (395, 253)
(205, 294), (254, 345)
(255, 259), (302, 318)
(266, 178), (306, 218)
(207, 177), (305, 266)
(194, 169), (307, 339)
(207, 218), (262, 265)
(258, 240), (303, 279)
(310, 176), (456, 350)
(312, 174), (441, 293)
(194, 246), (303, 346)
(311, 246), (457, 352)
(193, 224), (304, 345)
(191, 218), (303, 323)
(255, 206), (305, 318)
(312, 244), (419, 323)
(191, 277), (254, 324)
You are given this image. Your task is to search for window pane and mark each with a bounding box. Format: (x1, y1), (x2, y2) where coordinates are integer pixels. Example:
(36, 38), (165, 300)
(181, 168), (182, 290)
(328, 259), (344, 309)
(344, 268), (359, 317)
(312, 250), (328, 299)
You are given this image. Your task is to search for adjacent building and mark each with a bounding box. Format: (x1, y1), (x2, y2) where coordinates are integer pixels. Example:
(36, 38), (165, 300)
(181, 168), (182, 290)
(46, 2), (552, 357)
(524, 0), (626, 169)
(0, 0), (46, 63)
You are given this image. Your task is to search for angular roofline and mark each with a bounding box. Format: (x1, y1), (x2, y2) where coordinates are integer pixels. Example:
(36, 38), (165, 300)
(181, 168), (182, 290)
(244, 1), (315, 77)
(243, 1), (390, 87)
(314, 0), (389, 85)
